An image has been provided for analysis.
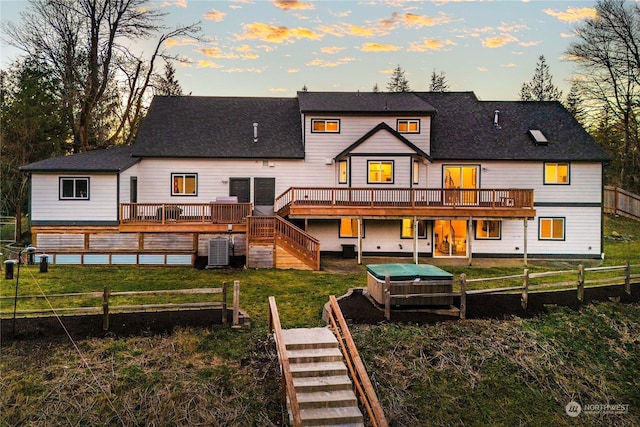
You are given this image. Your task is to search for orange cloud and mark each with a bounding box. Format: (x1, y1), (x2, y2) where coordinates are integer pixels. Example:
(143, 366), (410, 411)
(482, 34), (518, 48)
(204, 9), (226, 21)
(408, 38), (455, 52)
(317, 23), (389, 38)
(519, 40), (540, 47)
(321, 46), (346, 54)
(273, 0), (313, 10)
(223, 67), (266, 73)
(361, 42), (401, 52)
(269, 87), (288, 92)
(199, 47), (239, 59)
(197, 60), (222, 68)
(379, 12), (454, 30)
(237, 22), (322, 43)
(544, 7), (597, 23)
(306, 57), (355, 67)
(165, 38), (197, 47)
(287, 68), (300, 73)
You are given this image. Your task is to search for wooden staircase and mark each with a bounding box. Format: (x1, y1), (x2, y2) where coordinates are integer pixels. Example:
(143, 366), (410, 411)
(282, 328), (364, 426)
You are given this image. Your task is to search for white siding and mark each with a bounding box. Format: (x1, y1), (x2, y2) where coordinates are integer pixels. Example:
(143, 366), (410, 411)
(31, 174), (118, 222)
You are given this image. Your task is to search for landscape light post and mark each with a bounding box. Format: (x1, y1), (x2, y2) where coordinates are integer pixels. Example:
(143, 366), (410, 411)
(13, 245), (35, 337)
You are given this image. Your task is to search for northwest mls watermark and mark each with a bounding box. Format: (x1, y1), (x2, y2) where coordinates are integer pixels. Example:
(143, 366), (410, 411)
(565, 401), (630, 417)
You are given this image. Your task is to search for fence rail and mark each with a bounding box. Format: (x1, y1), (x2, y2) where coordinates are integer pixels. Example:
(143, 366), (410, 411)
(604, 186), (640, 220)
(382, 263), (638, 320)
(1, 282), (241, 330)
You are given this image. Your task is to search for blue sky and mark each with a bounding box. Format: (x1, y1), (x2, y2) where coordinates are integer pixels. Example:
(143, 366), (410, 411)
(0, 0), (598, 100)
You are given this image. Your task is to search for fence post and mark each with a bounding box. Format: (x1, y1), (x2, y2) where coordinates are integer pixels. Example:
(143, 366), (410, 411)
(521, 268), (529, 310)
(384, 275), (391, 321)
(232, 280), (240, 328)
(459, 273), (467, 320)
(102, 286), (110, 331)
(222, 281), (228, 325)
(625, 260), (631, 296)
(577, 264), (585, 302)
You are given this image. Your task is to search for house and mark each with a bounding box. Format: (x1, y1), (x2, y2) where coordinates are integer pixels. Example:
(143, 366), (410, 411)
(20, 91), (610, 270)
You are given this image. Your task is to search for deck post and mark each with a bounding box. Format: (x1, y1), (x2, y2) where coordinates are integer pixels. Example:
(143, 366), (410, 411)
(521, 268), (529, 309)
(625, 260), (631, 296)
(413, 216), (418, 264)
(222, 281), (228, 324)
(467, 217), (473, 266)
(357, 217), (362, 265)
(523, 217), (528, 267)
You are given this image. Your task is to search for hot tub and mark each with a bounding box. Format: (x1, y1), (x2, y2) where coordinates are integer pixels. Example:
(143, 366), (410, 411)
(366, 263), (454, 306)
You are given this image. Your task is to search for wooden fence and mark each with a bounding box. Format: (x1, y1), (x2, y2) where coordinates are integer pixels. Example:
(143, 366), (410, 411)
(383, 263), (638, 320)
(604, 186), (640, 220)
(1, 281), (241, 330)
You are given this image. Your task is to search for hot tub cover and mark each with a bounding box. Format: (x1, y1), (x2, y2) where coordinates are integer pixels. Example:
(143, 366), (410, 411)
(366, 263), (453, 281)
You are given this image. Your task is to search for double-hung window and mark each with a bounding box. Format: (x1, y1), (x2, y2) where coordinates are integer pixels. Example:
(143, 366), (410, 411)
(397, 119), (420, 133)
(539, 217), (565, 240)
(172, 173), (197, 196)
(338, 160), (348, 184)
(59, 177), (89, 200)
(544, 163), (569, 184)
(340, 218), (361, 238)
(401, 219), (427, 238)
(312, 119), (340, 133)
(368, 161), (394, 183)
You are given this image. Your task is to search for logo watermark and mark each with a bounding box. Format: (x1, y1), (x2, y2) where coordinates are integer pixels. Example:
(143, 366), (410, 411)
(565, 401), (629, 417)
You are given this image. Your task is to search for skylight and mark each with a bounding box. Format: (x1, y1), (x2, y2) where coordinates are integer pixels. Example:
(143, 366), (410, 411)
(528, 129), (548, 145)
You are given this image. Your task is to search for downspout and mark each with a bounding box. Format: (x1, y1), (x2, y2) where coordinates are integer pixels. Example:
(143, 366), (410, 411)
(413, 216), (418, 264)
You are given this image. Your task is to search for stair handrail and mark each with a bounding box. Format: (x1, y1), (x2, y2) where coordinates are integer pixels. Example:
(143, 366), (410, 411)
(274, 216), (320, 270)
(327, 295), (388, 427)
(268, 296), (302, 427)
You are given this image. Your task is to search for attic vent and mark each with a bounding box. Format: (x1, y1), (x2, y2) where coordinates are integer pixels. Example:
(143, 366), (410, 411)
(528, 129), (548, 145)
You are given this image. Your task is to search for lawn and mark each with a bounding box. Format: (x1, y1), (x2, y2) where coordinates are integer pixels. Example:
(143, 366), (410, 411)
(1, 214), (639, 426)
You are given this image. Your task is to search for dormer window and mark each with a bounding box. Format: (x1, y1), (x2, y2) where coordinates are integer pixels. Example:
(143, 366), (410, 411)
(397, 119), (420, 133)
(312, 119), (340, 133)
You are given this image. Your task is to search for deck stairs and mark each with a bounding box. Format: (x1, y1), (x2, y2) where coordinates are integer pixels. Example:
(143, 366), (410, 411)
(279, 327), (364, 426)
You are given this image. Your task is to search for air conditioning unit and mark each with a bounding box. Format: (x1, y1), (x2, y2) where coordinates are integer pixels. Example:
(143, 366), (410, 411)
(208, 238), (229, 266)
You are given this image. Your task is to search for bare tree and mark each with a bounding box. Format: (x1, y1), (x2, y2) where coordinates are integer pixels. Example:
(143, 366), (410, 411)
(4, 0), (199, 152)
(519, 55), (563, 101)
(567, 0), (640, 190)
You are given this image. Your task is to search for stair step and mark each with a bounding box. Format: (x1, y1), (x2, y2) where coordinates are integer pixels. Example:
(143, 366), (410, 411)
(299, 406), (364, 426)
(290, 361), (347, 378)
(281, 328), (338, 351)
(293, 375), (353, 393)
(297, 389), (358, 409)
(288, 347), (344, 364)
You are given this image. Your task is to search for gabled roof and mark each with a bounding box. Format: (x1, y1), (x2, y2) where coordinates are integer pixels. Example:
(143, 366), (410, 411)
(298, 91), (436, 114)
(335, 122), (431, 160)
(417, 92), (609, 162)
(20, 145), (139, 173)
(131, 96), (304, 159)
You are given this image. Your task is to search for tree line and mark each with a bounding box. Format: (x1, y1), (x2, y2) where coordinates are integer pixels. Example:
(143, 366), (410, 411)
(2, 0), (639, 237)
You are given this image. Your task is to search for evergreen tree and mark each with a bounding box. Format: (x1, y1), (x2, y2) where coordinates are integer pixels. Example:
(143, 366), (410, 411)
(564, 79), (585, 125)
(387, 65), (410, 92)
(154, 61), (185, 96)
(429, 69), (449, 92)
(519, 55), (562, 101)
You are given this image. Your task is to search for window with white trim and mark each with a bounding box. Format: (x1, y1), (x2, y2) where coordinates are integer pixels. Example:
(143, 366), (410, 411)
(172, 173), (197, 196)
(539, 217), (565, 240)
(59, 177), (89, 200)
(311, 119), (340, 133)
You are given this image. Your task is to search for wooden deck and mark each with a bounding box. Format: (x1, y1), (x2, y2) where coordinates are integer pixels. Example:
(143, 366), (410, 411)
(276, 187), (536, 218)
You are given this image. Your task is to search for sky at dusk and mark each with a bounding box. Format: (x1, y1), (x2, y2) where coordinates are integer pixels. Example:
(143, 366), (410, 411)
(0, 0), (599, 100)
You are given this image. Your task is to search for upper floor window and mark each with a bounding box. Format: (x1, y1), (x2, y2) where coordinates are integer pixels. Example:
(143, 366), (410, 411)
(368, 161), (394, 183)
(172, 173), (197, 196)
(544, 163), (569, 184)
(312, 119), (340, 133)
(338, 160), (348, 184)
(539, 217), (565, 240)
(59, 177), (89, 200)
(475, 220), (501, 239)
(397, 119), (420, 133)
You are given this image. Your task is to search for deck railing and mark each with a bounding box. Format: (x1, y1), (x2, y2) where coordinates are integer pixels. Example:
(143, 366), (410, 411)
(275, 187), (534, 212)
(120, 203), (252, 225)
